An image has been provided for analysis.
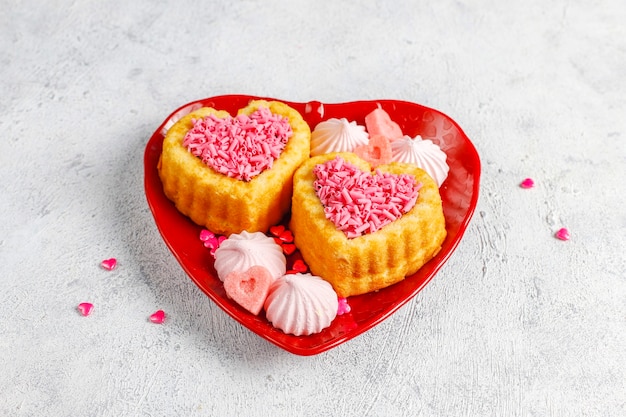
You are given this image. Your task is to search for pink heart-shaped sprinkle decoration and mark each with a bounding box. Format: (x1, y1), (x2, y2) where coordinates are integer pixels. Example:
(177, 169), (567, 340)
(77, 302), (94, 316)
(203, 234), (226, 256)
(520, 178), (535, 189)
(224, 266), (273, 315)
(199, 229), (215, 242)
(555, 227), (570, 241)
(337, 298), (351, 315)
(314, 156), (420, 238)
(353, 135), (392, 168)
(101, 258), (117, 271)
(278, 230), (294, 243)
(183, 108), (293, 181)
(149, 310), (166, 324)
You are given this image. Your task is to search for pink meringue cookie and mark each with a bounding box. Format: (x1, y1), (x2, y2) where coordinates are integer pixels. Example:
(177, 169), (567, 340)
(214, 231), (286, 282)
(264, 273), (338, 336)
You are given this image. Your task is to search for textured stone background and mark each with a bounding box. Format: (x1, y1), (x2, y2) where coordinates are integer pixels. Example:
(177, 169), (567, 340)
(1, 0), (624, 416)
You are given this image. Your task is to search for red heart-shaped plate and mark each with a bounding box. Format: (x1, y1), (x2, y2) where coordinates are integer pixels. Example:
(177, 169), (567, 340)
(144, 95), (481, 355)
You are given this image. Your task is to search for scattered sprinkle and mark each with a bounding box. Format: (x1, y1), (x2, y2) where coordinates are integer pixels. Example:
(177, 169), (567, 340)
(200, 229), (226, 256)
(269, 225), (285, 237)
(520, 178), (535, 189)
(290, 259), (308, 273)
(101, 258), (117, 271)
(77, 302), (94, 316)
(281, 243), (297, 256)
(555, 227), (570, 241)
(149, 310), (166, 324)
(337, 298), (351, 315)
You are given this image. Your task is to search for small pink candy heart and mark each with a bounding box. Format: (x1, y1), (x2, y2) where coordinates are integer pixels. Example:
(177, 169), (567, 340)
(149, 310), (166, 324)
(337, 298), (351, 315)
(520, 178), (535, 189)
(353, 135), (392, 168)
(223, 266), (273, 315)
(101, 258), (117, 271)
(555, 227), (570, 241)
(77, 302), (94, 316)
(199, 229), (215, 242)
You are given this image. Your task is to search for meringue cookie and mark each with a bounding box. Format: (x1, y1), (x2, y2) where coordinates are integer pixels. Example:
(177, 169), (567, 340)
(214, 231), (286, 282)
(391, 135), (449, 187)
(310, 118), (368, 156)
(264, 273), (338, 336)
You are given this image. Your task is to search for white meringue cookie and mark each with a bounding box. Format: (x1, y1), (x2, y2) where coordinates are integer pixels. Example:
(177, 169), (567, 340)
(391, 135), (449, 187)
(214, 231), (286, 282)
(264, 273), (338, 336)
(310, 118), (368, 156)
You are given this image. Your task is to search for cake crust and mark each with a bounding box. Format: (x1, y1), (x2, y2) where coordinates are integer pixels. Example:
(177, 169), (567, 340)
(290, 152), (446, 297)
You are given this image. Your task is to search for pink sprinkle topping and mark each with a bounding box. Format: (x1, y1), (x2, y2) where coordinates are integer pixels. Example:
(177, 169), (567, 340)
(337, 298), (351, 315)
(555, 227), (570, 241)
(183, 108), (293, 181)
(77, 302), (94, 317)
(313, 156), (420, 238)
(149, 310), (166, 324)
(101, 258), (117, 271)
(520, 178), (535, 189)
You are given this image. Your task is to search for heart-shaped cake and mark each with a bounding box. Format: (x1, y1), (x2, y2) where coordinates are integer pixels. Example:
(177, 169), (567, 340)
(158, 100), (310, 235)
(290, 152), (447, 297)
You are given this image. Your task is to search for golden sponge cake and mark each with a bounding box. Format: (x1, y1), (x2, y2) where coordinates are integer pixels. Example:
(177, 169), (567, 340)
(158, 100), (311, 235)
(290, 152), (446, 297)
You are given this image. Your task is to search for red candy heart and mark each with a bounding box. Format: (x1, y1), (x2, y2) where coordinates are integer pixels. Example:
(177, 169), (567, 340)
(101, 258), (117, 271)
(269, 225), (285, 237)
(291, 259), (308, 273)
(278, 230), (294, 243)
(77, 302), (94, 316)
(223, 266), (273, 315)
(149, 310), (166, 324)
(555, 227), (570, 241)
(353, 135), (392, 168)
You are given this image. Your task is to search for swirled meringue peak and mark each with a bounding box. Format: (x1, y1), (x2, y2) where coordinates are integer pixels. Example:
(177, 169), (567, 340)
(391, 135), (449, 187)
(214, 231), (286, 282)
(264, 273), (339, 336)
(310, 118), (368, 156)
